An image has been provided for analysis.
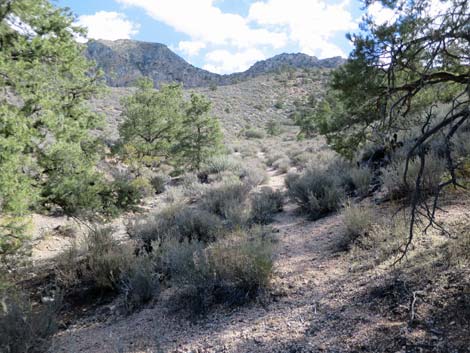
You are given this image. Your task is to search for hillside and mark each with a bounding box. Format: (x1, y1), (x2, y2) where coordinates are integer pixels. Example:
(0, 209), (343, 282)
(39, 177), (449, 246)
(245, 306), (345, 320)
(90, 67), (331, 142)
(86, 39), (344, 88)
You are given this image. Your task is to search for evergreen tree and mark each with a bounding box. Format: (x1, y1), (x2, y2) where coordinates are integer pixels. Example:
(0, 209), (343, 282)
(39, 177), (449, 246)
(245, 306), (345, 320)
(312, 0), (469, 252)
(0, 0), (104, 258)
(176, 93), (222, 171)
(291, 94), (318, 139)
(118, 78), (184, 168)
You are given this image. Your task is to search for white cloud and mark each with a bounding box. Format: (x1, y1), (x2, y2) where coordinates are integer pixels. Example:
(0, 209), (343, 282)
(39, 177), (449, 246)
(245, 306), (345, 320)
(77, 11), (140, 41)
(116, 0), (287, 48)
(367, 0), (451, 26)
(248, 0), (357, 58)
(203, 48), (266, 74)
(177, 40), (206, 56)
(366, 2), (398, 25)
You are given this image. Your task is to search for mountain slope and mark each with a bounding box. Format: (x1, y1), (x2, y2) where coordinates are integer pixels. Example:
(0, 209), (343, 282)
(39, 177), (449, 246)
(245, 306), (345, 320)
(86, 39), (344, 88)
(86, 39), (227, 88)
(231, 53), (344, 81)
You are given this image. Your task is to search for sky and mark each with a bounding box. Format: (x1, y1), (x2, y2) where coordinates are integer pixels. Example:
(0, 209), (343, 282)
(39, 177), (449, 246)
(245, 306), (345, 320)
(55, 0), (369, 74)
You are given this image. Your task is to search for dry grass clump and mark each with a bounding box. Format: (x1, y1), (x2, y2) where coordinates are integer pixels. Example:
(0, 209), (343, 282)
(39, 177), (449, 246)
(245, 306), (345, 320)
(240, 162), (269, 187)
(266, 152), (288, 167)
(445, 218), (470, 267)
(350, 216), (409, 270)
(200, 155), (243, 176)
(84, 226), (135, 291)
(272, 157), (291, 174)
(286, 167), (343, 220)
(120, 254), (159, 313)
(244, 128), (266, 139)
(339, 203), (374, 249)
(381, 153), (447, 200)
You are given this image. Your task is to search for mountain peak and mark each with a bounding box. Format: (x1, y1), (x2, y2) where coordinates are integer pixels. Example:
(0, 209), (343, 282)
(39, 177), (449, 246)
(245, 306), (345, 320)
(86, 39), (345, 88)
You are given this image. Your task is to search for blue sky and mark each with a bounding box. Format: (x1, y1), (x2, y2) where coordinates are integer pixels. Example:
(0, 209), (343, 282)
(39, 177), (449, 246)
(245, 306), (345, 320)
(56, 0), (366, 74)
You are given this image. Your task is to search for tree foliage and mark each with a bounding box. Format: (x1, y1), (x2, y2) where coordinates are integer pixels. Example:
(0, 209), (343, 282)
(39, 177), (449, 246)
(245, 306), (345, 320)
(119, 80), (222, 172)
(175, 93), (222, 171)
(312, 0), (470, 255)
(0, 0), (109, 259)
(119, 78), (184, 167)
(290, 94), (318, 139)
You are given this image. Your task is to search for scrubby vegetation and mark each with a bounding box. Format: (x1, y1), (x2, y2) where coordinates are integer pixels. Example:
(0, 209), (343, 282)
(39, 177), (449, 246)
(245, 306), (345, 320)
(286, 166), (343, 220)
(1, 0), (469, 351)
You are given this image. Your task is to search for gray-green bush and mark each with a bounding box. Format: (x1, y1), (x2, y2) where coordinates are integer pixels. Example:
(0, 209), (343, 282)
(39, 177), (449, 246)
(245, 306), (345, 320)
(120, 254), (159, 313)
(85, 227), (134, 291)
(286, 167), (343, 220)
(201, 181), (251, 224)
(381, 153), (446, 200)
(350, 166), (373, 197)
(0, 290), (61, 353)
(158, 229), (273, 314)
(251, 189), (284, 224)
(129, 204), (225, 250)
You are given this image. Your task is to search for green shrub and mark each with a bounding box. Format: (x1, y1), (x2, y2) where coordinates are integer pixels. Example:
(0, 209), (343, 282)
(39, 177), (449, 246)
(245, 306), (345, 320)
(381, 153), (446, 200)
(274, 101), (284, 109)
(266, 120), (282, 136)
(42, 171), (109, 217)
(150, 174), (169, 194)
(110, 177), (143, 213)
(286, 167), (343, 220)
(0, 289), (61, 353)
(130, 176), (154, 198)
(251, 189), (284, 224)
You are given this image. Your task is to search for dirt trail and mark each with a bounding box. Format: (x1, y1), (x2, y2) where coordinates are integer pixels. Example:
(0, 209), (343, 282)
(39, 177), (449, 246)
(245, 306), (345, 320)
(50, 171), (398, 353)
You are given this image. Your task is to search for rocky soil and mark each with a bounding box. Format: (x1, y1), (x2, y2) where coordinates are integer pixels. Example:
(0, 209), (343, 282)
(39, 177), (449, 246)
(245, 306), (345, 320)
(46, 170), (470, 353)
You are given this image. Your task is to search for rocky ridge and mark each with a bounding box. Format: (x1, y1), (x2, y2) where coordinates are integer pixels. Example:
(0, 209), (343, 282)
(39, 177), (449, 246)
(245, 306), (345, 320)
(86, 39), (345, 88)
